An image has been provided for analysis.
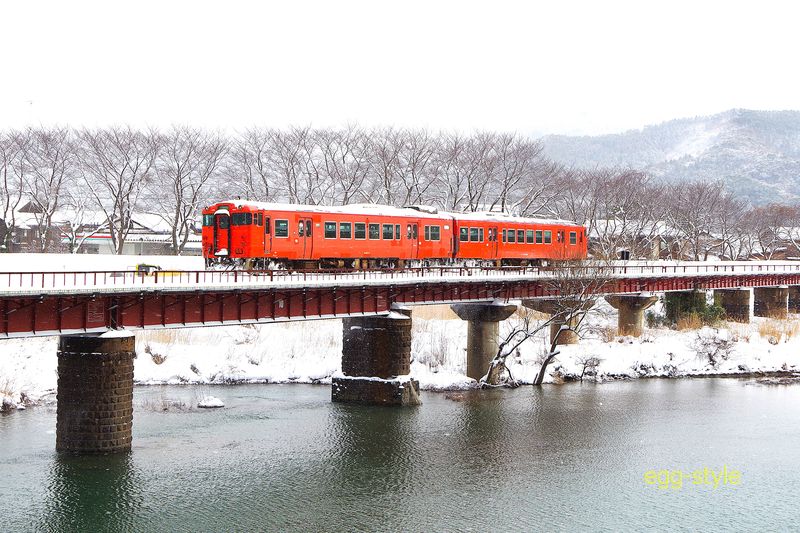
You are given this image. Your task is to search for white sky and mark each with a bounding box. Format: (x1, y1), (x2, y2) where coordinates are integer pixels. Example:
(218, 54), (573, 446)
(2, 0), (799, 136)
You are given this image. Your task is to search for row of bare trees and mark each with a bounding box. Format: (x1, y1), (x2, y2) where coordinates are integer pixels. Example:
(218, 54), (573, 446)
(1, 125), (799, 257)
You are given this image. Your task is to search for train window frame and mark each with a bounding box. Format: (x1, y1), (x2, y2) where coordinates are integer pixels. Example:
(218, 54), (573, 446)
(274, 219), (289, 238)
(535, 230), (543, 244)
(460, 227), (469, 242)
(395, 224), (401, 239)
(324, 221), (337, 239)
(507, 229), (515, 243)
(544, 230), (552, 244)
(430, 225), (440, 241)
(526, 230), (534, 244)
(469, 227), (480, 242)
(382, 224), (394, 240)
(570, 231), (577, 245)
(355, 223), (366, 239)
(203, 214), (214, 227)
(339, 222), (352, 239)
(369, 223), (380, 240)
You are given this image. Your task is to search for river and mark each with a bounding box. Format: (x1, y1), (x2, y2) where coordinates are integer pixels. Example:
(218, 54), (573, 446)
(1, 379), (798, 532)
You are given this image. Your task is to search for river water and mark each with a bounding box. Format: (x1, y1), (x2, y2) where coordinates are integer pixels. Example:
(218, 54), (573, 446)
(1, 379), (799, 532)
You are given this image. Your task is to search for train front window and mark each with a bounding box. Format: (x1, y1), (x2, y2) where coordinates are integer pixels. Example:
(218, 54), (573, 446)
(369, 223), (380, 239)
(544, 230), (552, 244)
(355, 223), (366, 239)
(526, 230), (534, 243)
(203, 215), (214, 227)
(324, 222), (337, 239)
(232, 213), (252, 226)
(460, 228), (469, 242)
(535, 230), (542, 244)
(274, 219), (288, 237)
(339, 222), (352, 239)
(383, 224), (394, 239)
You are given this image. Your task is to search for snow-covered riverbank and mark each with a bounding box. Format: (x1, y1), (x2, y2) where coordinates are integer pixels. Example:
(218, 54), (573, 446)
(2, 300), (800, 411)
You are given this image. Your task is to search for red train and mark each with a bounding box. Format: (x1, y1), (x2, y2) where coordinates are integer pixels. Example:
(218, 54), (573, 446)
(201, 201), (588, 269)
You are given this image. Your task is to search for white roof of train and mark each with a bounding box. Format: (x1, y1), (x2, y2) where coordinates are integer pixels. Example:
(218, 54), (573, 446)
(209, 201), (582, 227)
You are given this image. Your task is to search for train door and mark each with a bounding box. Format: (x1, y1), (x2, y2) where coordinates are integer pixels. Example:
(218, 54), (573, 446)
(298, 218), (313, 259)
(407, 221), (419, 259)
(263, 216), (272, 255)
(213, 211), (230, 255)
(488, 226), (499, 259)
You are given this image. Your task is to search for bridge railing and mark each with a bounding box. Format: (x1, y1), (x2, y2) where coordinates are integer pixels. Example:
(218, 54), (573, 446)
(1, 261), (800, 293)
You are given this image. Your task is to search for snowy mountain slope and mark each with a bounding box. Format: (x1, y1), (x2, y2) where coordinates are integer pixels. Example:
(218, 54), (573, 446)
(543, 109), (800, 204)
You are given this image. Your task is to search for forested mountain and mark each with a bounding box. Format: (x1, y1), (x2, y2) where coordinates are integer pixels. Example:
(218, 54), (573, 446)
(543, 109), (800, 205)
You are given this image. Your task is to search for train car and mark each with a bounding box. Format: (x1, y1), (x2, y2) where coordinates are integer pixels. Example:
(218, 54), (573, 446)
(202, 201), (452, 269)
(450, 212), (587, 265)
(201, 200), (587, 269)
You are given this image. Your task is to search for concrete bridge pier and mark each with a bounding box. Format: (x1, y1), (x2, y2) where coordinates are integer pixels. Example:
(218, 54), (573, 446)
(332, 308), (421, 406)
(450, 303), (517, 380)
(604, 294), (658, 337)
(753, 286), (789, 319)
(714, 288), (751, 323)
(56, 333), (135, 454)
(664, 290), (707, 323)
(522, 299), (594, 346)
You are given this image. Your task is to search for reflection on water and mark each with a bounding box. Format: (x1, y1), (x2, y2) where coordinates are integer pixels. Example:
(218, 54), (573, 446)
(2, 380), (800, 532)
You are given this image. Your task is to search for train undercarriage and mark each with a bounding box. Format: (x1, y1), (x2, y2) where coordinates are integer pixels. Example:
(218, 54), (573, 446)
(205, 256), (546, 271)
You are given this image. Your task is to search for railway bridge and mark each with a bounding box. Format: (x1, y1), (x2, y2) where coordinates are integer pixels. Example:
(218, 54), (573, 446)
(3, 261), (800, 454)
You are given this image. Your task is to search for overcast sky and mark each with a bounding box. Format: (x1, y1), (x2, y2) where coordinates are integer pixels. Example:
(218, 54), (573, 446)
(2, 0), (798, 136)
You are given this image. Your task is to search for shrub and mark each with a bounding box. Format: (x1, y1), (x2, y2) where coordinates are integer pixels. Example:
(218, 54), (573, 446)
(692, 330), (735, 367)
(664, 291), (725, 328)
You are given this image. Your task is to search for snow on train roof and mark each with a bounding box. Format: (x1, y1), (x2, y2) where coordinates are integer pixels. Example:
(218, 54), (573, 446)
(210, 201), (582, 226)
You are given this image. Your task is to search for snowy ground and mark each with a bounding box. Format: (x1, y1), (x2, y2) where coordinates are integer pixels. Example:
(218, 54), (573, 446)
(2, 299), (800, 411)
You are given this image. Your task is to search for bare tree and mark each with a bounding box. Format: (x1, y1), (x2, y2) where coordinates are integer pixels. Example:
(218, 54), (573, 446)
(78, 127), (158, 254)
(22, 127), (76, 252)
(0, 131), (29, 252)
(151, 126), (228, 254)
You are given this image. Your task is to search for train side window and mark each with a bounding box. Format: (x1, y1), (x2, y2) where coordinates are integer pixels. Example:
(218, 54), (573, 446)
(469, 227), (479, 242)
(544, 230), (552, 244)
(507, 229), (515, 243)
(274, 219), (288, 237)
(324, 222), (337, 239)
(383, 224), (394, 239)
(526, 230), (534, 243)
(424, 226), (430, 240)
(501, 229), (506, 243)
(255, 213), (262, 226)
(412, 225), (418, 239)
(430, 226), (440, 241)
(516, 229), (524, 243)
(355, 223), (366, 239)
(460, 228), (469, 242)
(203, 214), (214, 227)
(264, 217), (271, 234)
(298, 222), (305, 237)
(395, 224), (400, 239)
(570, 231), (577, 245)
(478, 228), (484, 242)
(339, 222), (352, 239)
(407, 224), (412, 239)
(369, 223), (380, 239)
(535, 230), (542, 244)
(306, 220), (312, 236)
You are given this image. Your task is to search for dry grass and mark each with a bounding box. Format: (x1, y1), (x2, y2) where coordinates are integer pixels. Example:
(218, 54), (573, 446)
(598, 326), (617, 343)
(758, 319), (800, 344)
(676, 313), (703, 331)
(0, 377), (15, 397)
(137, 329), (195, 345)
(728, 324), (751, 343)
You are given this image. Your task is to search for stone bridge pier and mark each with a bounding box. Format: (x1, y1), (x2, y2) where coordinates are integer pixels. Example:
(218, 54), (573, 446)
(450, 302), (517, 380)
(714, 288), (751, 323)
(56, 333), (135, 454)
(605, 293), (658, 337)
(331, 307), (421, 406)
(753, 286), (789, 319)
